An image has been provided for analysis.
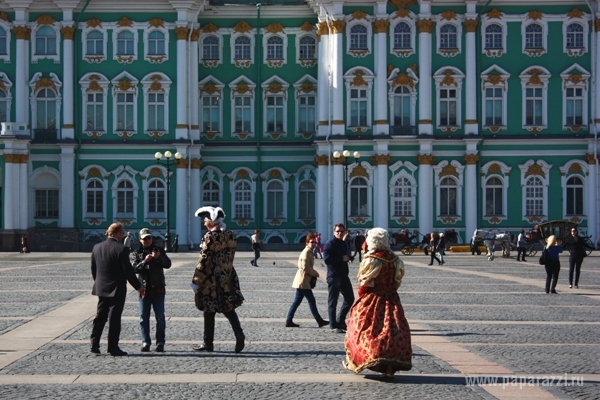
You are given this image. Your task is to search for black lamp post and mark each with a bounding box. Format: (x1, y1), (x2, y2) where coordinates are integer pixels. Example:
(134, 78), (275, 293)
(333, 150), (361, 229)
(155, 150), (182, 252)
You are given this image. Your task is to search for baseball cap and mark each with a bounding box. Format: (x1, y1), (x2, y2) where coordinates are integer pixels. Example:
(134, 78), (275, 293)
(139, 228), (152, 239)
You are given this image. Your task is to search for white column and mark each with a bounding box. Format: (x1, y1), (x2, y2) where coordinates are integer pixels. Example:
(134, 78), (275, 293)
(464, 19), (478, 135)
(189, 30), (200, 141)
(59, 147), (75, 228)
(14, 26), (30, 124)
(464, 156), (478, 242)
(373, 157), (390, 230)
(61, 25), (75, 139)
(332, 162), (344, 226)
(316, 157), (330, 237)
(18, 160), (28, 230)
(587, 155), (598, 244)
(417, 19), (433, 135)
(373, 20), (389, 135)
(330, 19), (345, 135)
(317, 21), (330, 137)
(418, 157), (433, 235)
(595, 19), (600, 127)
(175, 26), (189, 140)
(190, 154), (202, 247)
(4, 160), (14, 230)
(175, 163), (188, 247)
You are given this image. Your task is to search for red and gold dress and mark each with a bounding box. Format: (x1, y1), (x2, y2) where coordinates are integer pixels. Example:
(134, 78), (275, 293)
(344, 250), (412, 374)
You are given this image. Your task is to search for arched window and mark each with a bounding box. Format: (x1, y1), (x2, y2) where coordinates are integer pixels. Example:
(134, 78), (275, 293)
(392, 177), (413, 217)
(525, 24), (542, 49)
(0, 89), (7, 123)
(147, 92), (165, 131)
(266, 36), (283, 60)
(439, 177), (457, 216)
(440, 24), (457, 49)
(266, 180), (284, 218)
(202, 181), (220, 206)
(485, 176), (503, 216)
(350, 24), (367, 50)
(298, 180), (315, 219)
(350, 177), (369, 217)
(566, 176), (584, 215)
(148, 180), (165, 214)
(234, 36), (251, 60)
(86, 30), (103, 55)
(117, 31), (135, 55)
(203, 36), (219, 60)
(485, 24), (502, 49)
(392, 86), (411, 127)
(234, 180), (252, 219)
(393, 22), (411, 50)
(0, 27), (8, 55)
(525, 176), (544, 216)
(148, 31), (165, 55)
(566, 23), (583, 49)
(116, 180), (134, 215)
(299, 36), (315, 59)
(36, 26), (56, 55)
(86, 180), (104, 214)
(35, 88), (57, 130)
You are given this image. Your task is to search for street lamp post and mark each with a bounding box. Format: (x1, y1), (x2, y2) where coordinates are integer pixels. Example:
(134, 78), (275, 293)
(155, 150), (182, 252)
(333, 150), (360, 229)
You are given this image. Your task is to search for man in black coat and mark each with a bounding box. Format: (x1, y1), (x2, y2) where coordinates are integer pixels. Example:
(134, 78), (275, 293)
(90, 222), (144, 356)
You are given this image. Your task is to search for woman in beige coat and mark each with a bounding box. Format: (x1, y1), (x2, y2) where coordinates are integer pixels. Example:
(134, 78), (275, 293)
(285, 233), (329, 328)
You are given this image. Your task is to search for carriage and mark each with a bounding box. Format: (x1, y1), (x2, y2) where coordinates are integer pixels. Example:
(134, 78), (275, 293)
(528, 220), (594, 256)
(391, 229), (459, 256)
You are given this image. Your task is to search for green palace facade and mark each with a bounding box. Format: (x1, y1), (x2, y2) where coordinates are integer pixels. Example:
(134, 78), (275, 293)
(0, 0), (598, 251)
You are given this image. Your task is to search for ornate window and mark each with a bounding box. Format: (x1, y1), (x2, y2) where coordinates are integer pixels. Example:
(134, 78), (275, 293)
(346, 14), (372, 57)
(113, 21), (138, 64)
(434, 160), (464, 223)
(390, 16), (415, 58)
(389, 161), (417, 224)
(0, 73), (13, 123)
(266, 181), (284, 220)
(522, 16), (547, 57)
(202, 36), (219, 60)
(566, 23), (583, 49)
(117, 31), (134, 55)
(262, 76), (288, 137)
(36, 189), (59, 218)
(525, 24), (542, 49)
(436, 15), (462, 57)
(86, 179), (104, 215)
(80, 73), (109, 136)
(0, 88), (7, 122)
(0, 26), (7, 56)
(144, 24), (169, 64)
(563, 13), (588, 57)
(519, 159), (551, 223)
(519, 66), (550, 132)
(560, 160), (588, 220)
(294, 75), (317, 137)
(481, 11), (507, 58)
(148, 31), (165, 55)
(147, 179), (166, 216)
(350, 25), (367, 50)
(440, 24), (457, 49)
(199, 77), (224, 138)
(392, 87), (411, 127)
(485, 23), (502, 50)
(480, 161), (511, 224)
(566, 176), (584, 216)
(481, 65), (510, 131)
(433, 67), (464, 132)
(298, 180), (315, 220)
(229, 77), (256, 138)
(561, 64), (590, 131)
(114, 179), (136, 219)
(344, 67), (374, 132)
(387, 67), (418, 135)
(29, 73), (62, 139)
(350, 177), (369, 218)
(234, 36), (251, 59)
(111, 72), (138, 137)
(30, 167), (60, 223)
(485, 177), (503, 216)
(202, 181), (220, 207)
(234, 181), (252, 220)
(81, 20), (107, 63)
(299, 35), (315, 60)
(266, 36), (283, 60)
(439, 177), (457, 216)
(80, 165), (108, 224)
(86, 30), (104, 56)
(393, 22), (410, 50)
(34, 26), (57, 57)
(200, 23), (223, 68)
(141, 73), (171, 136)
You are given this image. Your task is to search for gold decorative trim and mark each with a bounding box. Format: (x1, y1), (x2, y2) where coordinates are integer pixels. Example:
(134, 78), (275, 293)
(34, 76), (58, 92)
(117, 55), (134, 64)
(62, 124), (74, 128)
(149, 18), (164, 28)
(329, 20), (346, 34)
(526, 216), (544, 224)
(116, 16), (134, 28)
(201, 83), (221, 96)
(372, 20), (389, 34)
(191, 158), (203, 169)
(417, 19), (433, 34)
(464, 154), (479, 165)
(147, 55), (167, 64)
(146, 131), (167, 139)
(417, 154), (435, 165)
(440, 164), (458, 178)
(349, 49), (370, 58)
(525, 163), (546, 178)
(35, 14), (55, 26)
(84, 131), (106, 139)
(392, 49), (414, 58)
(233, 21), (253, 34)
(440, 11), (457, 21)
(235, 60), (252, 68)
(316, 22), (329, 37)
(440, 217), (457, 224)
(87, 18), (102, 28)
(267, 132), (282, 140)
(528, 10), (543, 21)
(0, 12), (9, 22)
(391, 72), (415, 89)
(586, 154), (596, 164)
(61, 26), (76, 40)
(351, 10), (368, 21)
(439, 48), (459, 57)
(465, 119), (478, 124)
(299, 59), (316, 67)
(314, 155), (329, 166)
(175, 27), (190, 40)
(203, 60), (219, 68)
(373, 120), (388, 125)
(175, 158), (188, 168)
(486, 49), (504, 58)
(567, 8), (585, 19)
(568, 163), (583, 174)
(233, 83), (252, 95)
(176, 124), (188, 128)
(114, 80), (135, 92)
(300, 21), (313, 32)
(350, 165), (368, 178)
(85, 56), (105, 64)
(265, 22), (284, 34)
(390, 0), (417, 9)
(203, 23), (219, 33)
(567, 48), (585, 57)
(371, 155), (390, 165)
(488, 164), (502, 174)
(440, 126), (458, 134)
(395, 9), (410, 19)
(524, 48), (545, 57)
(115, 131), (134, 138)
(464, 19), (478, 33)
(483, 74), (505, 87)
(349, 217), (368, 225)
(419, 119), (432, 124)
(267, 60), (284, 68)
(13, 26), (31, 40)
(487, 9), (503, 20)
(331, 120), (344, 125)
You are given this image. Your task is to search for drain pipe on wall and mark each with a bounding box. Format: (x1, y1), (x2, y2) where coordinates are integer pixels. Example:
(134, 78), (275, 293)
(321, 6), (334, 240)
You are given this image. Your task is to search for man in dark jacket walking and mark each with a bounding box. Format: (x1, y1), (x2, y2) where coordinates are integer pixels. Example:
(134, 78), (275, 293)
(91, 222), (144, 356)
(132, 228), (172, 352)
(324, 223), (354, 333)
(564, 227), (593, 289)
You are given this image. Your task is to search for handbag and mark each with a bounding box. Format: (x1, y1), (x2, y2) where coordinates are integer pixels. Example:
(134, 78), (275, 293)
(538, 248), (548, 265)
(309, 276), (317, 289)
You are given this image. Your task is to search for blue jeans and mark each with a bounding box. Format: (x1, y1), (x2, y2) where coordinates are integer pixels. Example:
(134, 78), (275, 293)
(139, 293), (165, 346)
(327, 275), (354, 330)
(286, 289), (326, 324)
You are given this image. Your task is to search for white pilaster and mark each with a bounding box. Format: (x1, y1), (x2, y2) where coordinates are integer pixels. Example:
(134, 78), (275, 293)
(418, 160), (433, 235)
(374, 162), (389, 230)
(61, 24), (75, 139)
(18, 161), (28, 230)
(175, 25), (189, 140)
(175, 164), (188, 247)
(464, 18), (478, 135)
(417, 18), (433, 135)
(190, 30), (200, 141)
(587, 156), (598, 244)
(464, 161), (477, 241)
(317, 22), (330, 137)
(316, 159), (329, 237)
(15, 27), (29, 124)
(595, 20), (600, 126)
(4, 161), (14, 229)
(373, 20), (388, 135)
(59, 146), (76, 228)
(330, 19), (345, 135)
(332, 163), (344, 226)
(190, 150), (202, 247)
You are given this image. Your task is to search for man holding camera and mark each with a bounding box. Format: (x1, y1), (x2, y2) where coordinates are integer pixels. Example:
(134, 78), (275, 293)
(132, 228), (172, 352)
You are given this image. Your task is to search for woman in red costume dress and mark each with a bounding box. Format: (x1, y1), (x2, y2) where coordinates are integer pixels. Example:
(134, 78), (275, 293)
(343, 227), (412, 378)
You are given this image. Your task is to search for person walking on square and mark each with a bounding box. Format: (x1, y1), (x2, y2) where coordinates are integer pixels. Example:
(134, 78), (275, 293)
(324, 223), (355, 333)
(132, 228), (172, 352)
(20, 234), (29, 253)
(172, 234), (179, 253)
(285, 232), (329, 328)
(542, 235), (562, 294)
(343, 228), (412, 378)
(428, 233), (442, 265)
(564, 227), (593, 289)
(353, 231), (365, 262)
(438, 233), (446, 265)
(90, 222), (144, 356)
(251, 229), (262, 267)
(313, 233), (323, 259)
(123, 231), (133, 251)
(192, 206), (245, 353)
(516, 229), (527, 262)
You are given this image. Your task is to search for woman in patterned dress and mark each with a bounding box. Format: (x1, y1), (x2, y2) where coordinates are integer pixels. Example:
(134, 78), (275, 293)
(191, 206), (245, 353)
(343, 227), (412, 378)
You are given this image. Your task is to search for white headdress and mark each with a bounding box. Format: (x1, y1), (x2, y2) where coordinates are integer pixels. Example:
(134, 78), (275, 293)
(195, 206), (226, 228)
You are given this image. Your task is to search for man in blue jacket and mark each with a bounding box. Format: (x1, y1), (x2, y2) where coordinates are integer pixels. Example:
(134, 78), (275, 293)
(323, 223), (355, 333)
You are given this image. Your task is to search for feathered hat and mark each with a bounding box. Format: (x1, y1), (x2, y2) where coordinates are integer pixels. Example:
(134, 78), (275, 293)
(194, 206), (226, 223)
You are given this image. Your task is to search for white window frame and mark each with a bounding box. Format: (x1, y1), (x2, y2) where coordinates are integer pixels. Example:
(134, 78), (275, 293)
(433, 160), (464, 224)
(201, 33), (223, 68)
(433, 67), (464, 132)
(79, 72), (109, 137)
(199, 76), (224, 139)
(344, 67), (374, 132)
(113, 24), (139, 64)
(522, 17), (548, 57)
(262, 76), (288, 137)
(293, 74), (318, 137)
(481, 16), (507, 58)
(519, 66), (550, 132)
(389, 15), (416, 58)
(296, 32), (317, 67)
(263, 30), (287, 68)
(141, 164), (168, 223)
(144, 24), (170, 64)
(29, 72), (62, 134)
(480, 161), (511, 224)
(518, 159), (551, 224)
(229, 76), (256, 138)
(387, 67), (419, 134)
(262, 167), (289, 223)
(146, 178), (166, 217)
(228, 167), (257, 222)
(230, 29), (256, 68)
(112, 175), (138, 221)
(480, 65), (510, 132)
(294, 167), (316, 223)
(0, 19), (12, 63)
(388, 161), (418, 225)
(564, 19), (588, 57)
(560, 160), (588, 221)
(32, 21), (60, 63)
(435, 14), (463, 57)
(346, 14), (372, 58)
(30, 166), (61, 225)
(80, 20), (107, 63)
(0, 72), (13, 122)
(200, 167), (225, 207)
(80, 165), (109, 224)
(561, 63), (590, 131)
(141, 72), (171, 136)
(111, 72), (138, 137)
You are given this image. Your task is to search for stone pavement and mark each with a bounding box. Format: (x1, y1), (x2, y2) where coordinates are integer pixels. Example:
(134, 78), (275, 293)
(0, 249), (598, 399)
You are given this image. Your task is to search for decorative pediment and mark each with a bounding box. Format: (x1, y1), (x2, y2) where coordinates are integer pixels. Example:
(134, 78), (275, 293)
(117, 16), (134, 27)
(234, 21), (253, 33)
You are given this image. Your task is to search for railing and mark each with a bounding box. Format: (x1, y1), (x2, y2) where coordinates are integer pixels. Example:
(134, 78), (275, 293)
(389, 125), (417, 136)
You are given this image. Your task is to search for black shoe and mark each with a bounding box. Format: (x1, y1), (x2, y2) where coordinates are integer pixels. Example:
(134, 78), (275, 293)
(155, 344), (164, 352)
(331, 328), (346, 333)
(522, 259), (527, 262)
(427, 264), (433, 266)
(109, 348), (128, 357)
(285, 321), (300, 328)
(235, 334), (245, 353)
(90, 347), (101, 355)
(318, 320), (329, 328)
(141, 344), (150, 352)
(250, 260), (254, 266)
(192, 343), (213, 352)
(551, 290), (557, 294)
